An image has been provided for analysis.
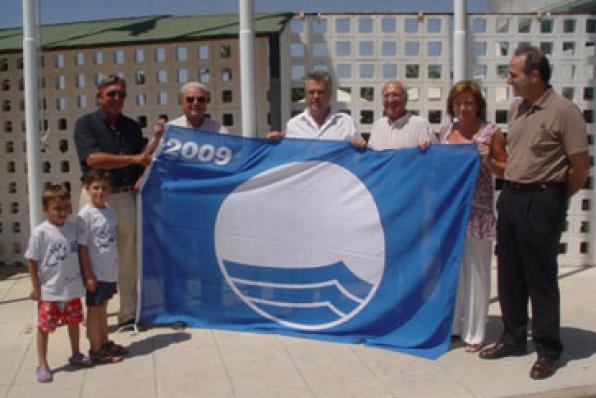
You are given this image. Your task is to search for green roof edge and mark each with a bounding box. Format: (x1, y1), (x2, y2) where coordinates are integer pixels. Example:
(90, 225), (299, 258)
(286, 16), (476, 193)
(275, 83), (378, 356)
(0, 12), (294, 52)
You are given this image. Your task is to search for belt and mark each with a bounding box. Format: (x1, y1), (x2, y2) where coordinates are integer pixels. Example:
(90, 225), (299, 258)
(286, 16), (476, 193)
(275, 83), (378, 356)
(504, 181), (566, 192)
(111, 185), (134, 194)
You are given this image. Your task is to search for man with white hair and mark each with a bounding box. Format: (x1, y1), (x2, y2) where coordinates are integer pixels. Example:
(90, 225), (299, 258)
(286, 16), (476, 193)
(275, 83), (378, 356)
(169, 81), (228, 132)
(146, 81), (227, 157)
(142, 82), (227, 330)
(368, 80), (435, 150)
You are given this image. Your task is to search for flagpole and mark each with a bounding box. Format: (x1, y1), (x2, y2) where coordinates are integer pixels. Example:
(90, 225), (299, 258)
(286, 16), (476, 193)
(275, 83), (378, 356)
(239, 0), (256, 137)
(23, 0), (43, 228)
(453, 0), (467, 83)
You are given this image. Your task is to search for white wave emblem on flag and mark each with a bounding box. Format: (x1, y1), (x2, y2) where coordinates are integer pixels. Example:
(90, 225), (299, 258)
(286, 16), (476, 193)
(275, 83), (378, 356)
(214, 161), (385, 330)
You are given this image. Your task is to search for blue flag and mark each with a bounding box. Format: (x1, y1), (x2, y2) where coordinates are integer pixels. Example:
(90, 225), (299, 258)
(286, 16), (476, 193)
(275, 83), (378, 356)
(139, 125), (480, 359)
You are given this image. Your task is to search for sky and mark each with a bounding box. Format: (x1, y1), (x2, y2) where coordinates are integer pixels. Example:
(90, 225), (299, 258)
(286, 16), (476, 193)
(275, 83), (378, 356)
(1, 0), (489, 29)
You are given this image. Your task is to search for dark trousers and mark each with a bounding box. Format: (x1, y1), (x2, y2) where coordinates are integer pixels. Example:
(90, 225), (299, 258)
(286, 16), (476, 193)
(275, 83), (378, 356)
(495, 183), (567, 359)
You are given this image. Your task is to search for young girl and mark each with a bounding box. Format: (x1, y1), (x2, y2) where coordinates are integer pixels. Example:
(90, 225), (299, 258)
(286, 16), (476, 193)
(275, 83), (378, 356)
(25, 185), (89, 383)
(77, 169), (128, 363)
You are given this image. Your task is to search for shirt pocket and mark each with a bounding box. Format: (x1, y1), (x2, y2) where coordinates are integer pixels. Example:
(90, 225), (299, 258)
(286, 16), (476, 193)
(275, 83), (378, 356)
(529, 119), (561, 157)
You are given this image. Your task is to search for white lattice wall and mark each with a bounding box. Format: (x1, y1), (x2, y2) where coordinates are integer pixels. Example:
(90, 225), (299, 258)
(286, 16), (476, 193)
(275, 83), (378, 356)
(0, 13), (594, 267)
(0, 37), (272, 265)
(280, 13), (595, 266)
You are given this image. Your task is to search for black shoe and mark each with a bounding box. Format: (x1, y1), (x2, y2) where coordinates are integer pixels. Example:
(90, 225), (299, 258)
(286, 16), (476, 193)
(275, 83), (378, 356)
(136, 322), (150, 332)
(479, 342), (527, 359)
(117, 319), (149, 332)
(171, 321), (186, 330)
(117, 318), (135, 327)
(530, 357), (559, 379)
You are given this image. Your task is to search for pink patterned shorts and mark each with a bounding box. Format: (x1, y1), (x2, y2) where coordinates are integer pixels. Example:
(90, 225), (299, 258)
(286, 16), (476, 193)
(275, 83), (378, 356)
(37, 298), (83, 332)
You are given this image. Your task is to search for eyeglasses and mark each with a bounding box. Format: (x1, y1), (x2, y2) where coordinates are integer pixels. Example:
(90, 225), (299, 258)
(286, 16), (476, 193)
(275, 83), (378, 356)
(185, 96), (207, 104)
(106, 90), (126, 99)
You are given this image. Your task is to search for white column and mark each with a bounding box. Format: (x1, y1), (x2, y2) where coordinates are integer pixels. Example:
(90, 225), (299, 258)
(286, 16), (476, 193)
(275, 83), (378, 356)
(453, 0), (467, 83)
(23, 0), (43, 227)
(239, 0), (256, 137)
(590, 128), (596, 266)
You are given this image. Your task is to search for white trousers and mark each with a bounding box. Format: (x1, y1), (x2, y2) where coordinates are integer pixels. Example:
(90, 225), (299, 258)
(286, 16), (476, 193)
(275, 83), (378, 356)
(80, 188), (138, 323)
(451, 236), (492, 345)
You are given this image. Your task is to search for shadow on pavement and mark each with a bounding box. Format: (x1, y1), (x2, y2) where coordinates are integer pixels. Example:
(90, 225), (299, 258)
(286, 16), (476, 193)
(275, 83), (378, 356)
(468, 317), (596, 369)
(126, 331), (192, 358)
(561, 326), (596, 362)
(0, 265), (28, 281)
(50, 361), (95, 376)
(41, 332), (192, 376)
(0, 296), (31, 306)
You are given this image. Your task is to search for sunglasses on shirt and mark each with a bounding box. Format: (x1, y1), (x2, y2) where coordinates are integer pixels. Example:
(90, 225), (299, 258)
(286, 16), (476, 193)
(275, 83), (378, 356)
(185, 96), (207, 104)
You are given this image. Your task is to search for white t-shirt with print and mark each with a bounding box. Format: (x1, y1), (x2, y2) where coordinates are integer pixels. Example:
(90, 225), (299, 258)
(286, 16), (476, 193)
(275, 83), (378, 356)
(24, 220), (84, 301)
(76, 204), (119, 283)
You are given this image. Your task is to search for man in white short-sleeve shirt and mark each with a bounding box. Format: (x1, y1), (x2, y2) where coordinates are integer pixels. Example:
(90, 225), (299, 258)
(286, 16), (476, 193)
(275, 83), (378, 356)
(145, 81), (228, 162)
(168, 82), (228, 133)
(368, 80), (436, 150)
(268, 71), (365, 147)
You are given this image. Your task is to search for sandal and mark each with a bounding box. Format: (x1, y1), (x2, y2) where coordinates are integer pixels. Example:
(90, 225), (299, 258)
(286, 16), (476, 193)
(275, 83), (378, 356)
(68, 352), (92, 367)
(464, 343), (484, 353)
(89, 346), (123, 365)
(36, 367), (53, 383)
(104, 340), (128, 356)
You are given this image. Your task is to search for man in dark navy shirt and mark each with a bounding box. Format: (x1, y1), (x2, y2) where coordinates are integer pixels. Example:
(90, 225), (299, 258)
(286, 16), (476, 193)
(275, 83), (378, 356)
(75, 75), (152, 327)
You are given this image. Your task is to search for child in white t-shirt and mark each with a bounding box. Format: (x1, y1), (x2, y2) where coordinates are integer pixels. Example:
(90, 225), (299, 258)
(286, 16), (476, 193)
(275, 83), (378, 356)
(25, 185), (89, 383)
(77, 169), (128, 364)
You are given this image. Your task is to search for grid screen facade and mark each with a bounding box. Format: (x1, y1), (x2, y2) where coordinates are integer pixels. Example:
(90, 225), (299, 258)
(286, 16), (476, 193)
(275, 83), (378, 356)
(0, 36), (272, 265)
(279, 13), (595, 267)
(0, 13), (594, 267)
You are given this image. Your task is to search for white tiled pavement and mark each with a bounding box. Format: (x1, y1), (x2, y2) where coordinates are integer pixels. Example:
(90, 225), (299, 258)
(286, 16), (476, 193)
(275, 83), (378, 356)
(1, 265), (595, 398)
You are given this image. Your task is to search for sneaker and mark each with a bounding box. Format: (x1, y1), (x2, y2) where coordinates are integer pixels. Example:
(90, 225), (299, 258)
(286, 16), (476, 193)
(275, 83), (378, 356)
(68, 352), (92, 367)
(36, 367), (52, 383)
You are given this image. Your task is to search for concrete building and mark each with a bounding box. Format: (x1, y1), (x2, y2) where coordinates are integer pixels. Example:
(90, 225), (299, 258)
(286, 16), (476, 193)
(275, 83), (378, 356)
(0, 13), (290, 265)
(0, 12), (594, 267)
(488, 0), (596, 12)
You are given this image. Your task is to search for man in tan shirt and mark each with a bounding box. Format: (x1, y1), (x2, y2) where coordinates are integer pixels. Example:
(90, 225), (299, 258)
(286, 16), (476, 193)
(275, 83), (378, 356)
(479, 47), (589, 380)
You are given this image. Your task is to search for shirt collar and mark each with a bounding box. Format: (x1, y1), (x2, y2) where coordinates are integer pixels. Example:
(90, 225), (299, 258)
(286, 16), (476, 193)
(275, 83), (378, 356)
(387, 112), (411, 129)
(98, 109), (122, 127)
(519, 86), (554, 114)
(302, 106), (340, 127)
(184, 116), (205, 128)
(532, 86), (554, 110)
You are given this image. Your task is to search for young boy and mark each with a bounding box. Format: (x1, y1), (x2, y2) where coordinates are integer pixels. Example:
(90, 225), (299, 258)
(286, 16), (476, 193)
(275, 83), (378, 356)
(25, 185), (89, 383)
(77, 169), (128, 364)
